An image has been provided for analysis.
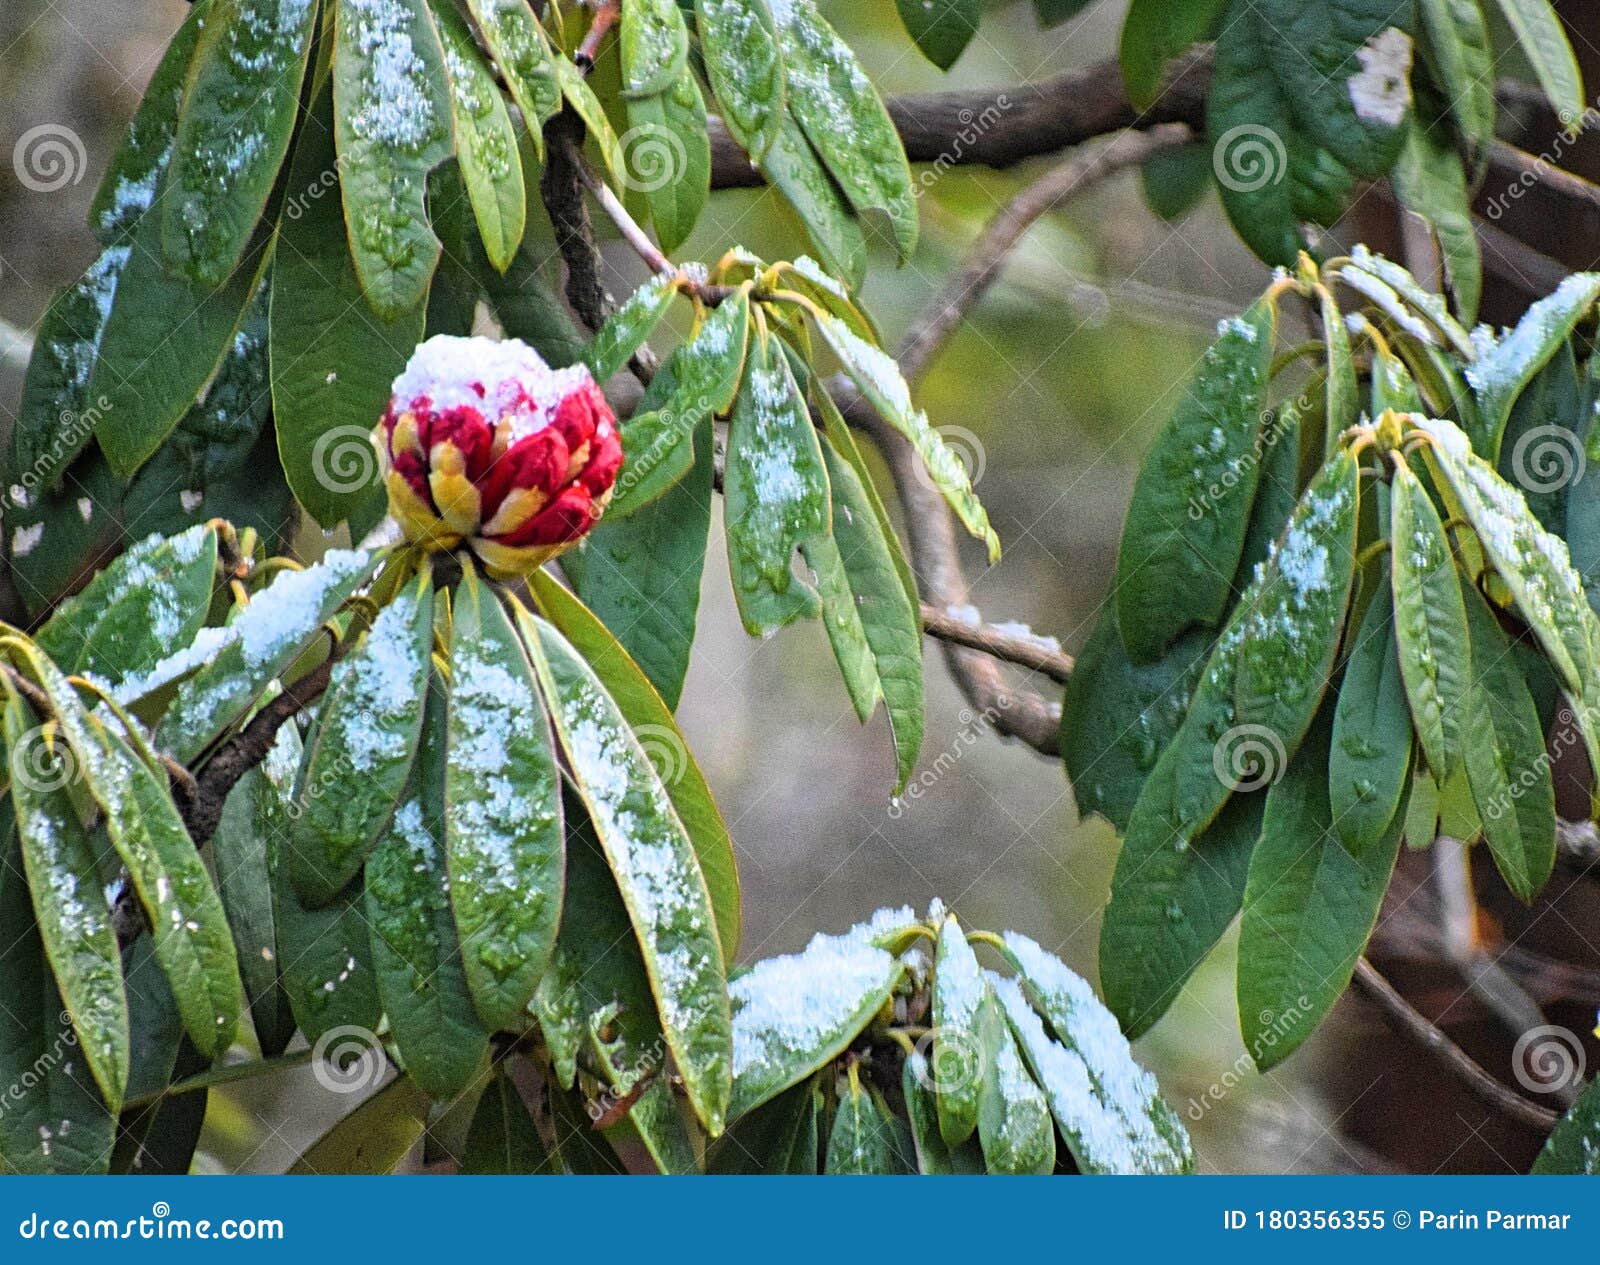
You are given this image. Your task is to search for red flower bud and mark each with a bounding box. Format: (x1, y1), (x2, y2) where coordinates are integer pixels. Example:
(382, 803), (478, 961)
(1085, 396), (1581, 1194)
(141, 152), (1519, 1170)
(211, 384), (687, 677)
(376, 336), (621, 578)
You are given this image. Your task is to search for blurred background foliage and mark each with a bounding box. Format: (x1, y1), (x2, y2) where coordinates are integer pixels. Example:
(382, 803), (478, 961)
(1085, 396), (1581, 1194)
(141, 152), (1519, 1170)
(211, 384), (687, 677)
(7, 0), (1598, 1174)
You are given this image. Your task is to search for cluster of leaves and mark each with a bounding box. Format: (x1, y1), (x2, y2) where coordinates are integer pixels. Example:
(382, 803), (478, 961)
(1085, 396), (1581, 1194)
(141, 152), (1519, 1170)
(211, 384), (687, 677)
(1124, 0), (1580, 321)
(1063, 253), (1600, 1129)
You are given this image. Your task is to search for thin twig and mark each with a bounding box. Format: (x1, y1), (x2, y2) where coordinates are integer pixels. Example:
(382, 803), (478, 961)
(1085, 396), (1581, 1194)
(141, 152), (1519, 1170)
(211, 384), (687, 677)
(1351, 958), (1558, 1132)
(921, 604), (1073, 684)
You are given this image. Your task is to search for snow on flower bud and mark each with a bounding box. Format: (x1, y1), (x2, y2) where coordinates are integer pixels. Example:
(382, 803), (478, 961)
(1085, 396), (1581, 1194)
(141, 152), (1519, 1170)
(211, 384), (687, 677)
(376, 335), (622, 578)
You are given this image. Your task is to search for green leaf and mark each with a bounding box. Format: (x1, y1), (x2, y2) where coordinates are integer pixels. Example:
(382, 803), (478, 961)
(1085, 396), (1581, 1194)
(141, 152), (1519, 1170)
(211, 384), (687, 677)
(215, 766), (296, 1057)
(1416, 0), (1495, 160)
(728, 910), (911, 1118)
(436, 1), (527, 273)
(1114, 302), (1274, 661)
(624, 76), (711, 254)
(824, 1070), (910, 1174)
(1391, 121), (1482, 325)
(976, 988), (1054, 1175)
(365, 671), (490, 1099)
(260, 722), (381, 1044)
(608, 407), (697, 520)
(1231, 448), (1359, 760)
(772, 1), (916, 259)
(1121, 0), (1229, 109)
(563, 407), (714, 709)
(34, 526), (217, 683)
(1492, 0), (1584, 123)
(1099, 755), (1264, 1038)
(1256, 0), (1413, 180)
(586, 1006), (700, 1174)
(1139, 143), (1214, 221)
(160, 0), (318, 287)
(88, 217), (265, 477)
(154, 549), (378, 762)
(895, 0), (979, 70)
(531, 579), (738, 958)
(1531, 1078), (1600, 1173)
(813, 312), (998, 560)
(445, 566), (564, 1032)
(807, 443), (924, 790)
(272, 87), (424, 529)
(1391, 459), (1471, 780)
(1498, 342), (1581, 534)
(709, 1080), (820, 1173)
(1340, 247), (1477, 362)
(1459, 579), (1556, 902)
(521, 611), (733, 1134)
(288, 1076), (431, 1173)
(585, 274), (680, 383)
(554, 56), (627, 189)
(901, 1052), (981, 1174)
(1238, 720), (1404, 1070)
(1060, 612), (1211, 832)
(333, 0), (455, 317)
(1330, 567), (1413, 850)
(1237, 401), (1305, 578)
(289, 571), (434, 906)
(4, 694), (128, 1110)
(1404, 764), (1440, 847)
(1465, 273), (1600, 458)
(695, 0), (785, 162)
(463, 0), (562, 157)
(724, 335), (829, 635)
(931, 915), (985, 1147)
(998, 937), (1194, 1173)
(621, 0), (689, 97)
(0, 833), (116, 1173)
(1032, 0), (1093, 23)
(461, 1073), (551, 1173)
(756, 112), (867, 289)
(675, 286), (752, 416)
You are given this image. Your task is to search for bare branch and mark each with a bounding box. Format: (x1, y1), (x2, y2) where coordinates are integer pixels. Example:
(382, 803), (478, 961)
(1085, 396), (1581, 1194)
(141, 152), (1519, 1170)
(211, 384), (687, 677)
(921, 604), (1073, 684)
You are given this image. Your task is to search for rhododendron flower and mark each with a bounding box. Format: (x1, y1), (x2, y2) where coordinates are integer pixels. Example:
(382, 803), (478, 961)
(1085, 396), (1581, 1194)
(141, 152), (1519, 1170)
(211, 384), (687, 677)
(377, 335), (622, 579)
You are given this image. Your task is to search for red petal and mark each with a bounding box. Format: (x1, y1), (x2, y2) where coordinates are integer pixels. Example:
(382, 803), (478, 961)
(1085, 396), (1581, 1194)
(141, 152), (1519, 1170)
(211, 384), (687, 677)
(579, 422), (623, 496)
(478, 429), (570, 520)
(494, 484), (595, 547)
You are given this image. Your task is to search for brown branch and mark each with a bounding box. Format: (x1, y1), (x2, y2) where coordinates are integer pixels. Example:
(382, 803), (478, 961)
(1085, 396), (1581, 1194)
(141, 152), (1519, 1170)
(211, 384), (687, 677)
(542, 119), (612, 334)
(1351, 958), (1559, 1132)
(920, 604), (1073, 684)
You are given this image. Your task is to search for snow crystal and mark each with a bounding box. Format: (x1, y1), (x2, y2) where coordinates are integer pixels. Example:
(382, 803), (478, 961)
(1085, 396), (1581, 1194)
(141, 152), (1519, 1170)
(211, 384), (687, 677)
(236, 549), (370, 667)
(391, 335), (593, 440)
(12, 524), (43, 556)
(344, 0), (438, 149)
(1347, 28), (1412, 127)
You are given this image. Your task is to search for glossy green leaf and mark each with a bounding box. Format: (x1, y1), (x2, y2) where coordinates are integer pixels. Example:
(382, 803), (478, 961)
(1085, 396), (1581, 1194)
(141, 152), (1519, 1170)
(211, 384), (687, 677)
(1416, 0), (1495, 160)
(463, 0), (562, 155)
(1060, 611), (1210, 833)
(675, 286), (752, 416)
(772, 0), (916, 259)
(0, 833), (116, 1173)
(1459, 579), (1556, 902)
(1531, 1078), (1600, 1173)
(901, 1052), (981, 1174)
(365, 671), (489, 1099)
(895, 0), (978, 70)
(1238, 720), (1404, 1070)
(585, 275), (679, 383)
(215, 766), (296, 1058)
(1121, 0), (1230, 109)
(1497, 343), (1581, 534)
(999, 936), (1193, 1173)
(1404, 764), (1440, 848)
(547, 1084), (627, 1173)
(621, 0), (689, 97)
(814, 312), (998, 561)
(289, 1076), (431, 1173)
(160, 0), (318, 286)
(333, 0), (454, 317)
(1115, 302), (1273, 661)
(756, 111), (867, 289)
(1232, 449), (1359, 763)
(265, 722), (383, 1044)
(1330, 567), (1413, 850)
(554, 56), (627, 188)
(824, 1069), (910, 1174)
(1493, 0), (1584, 123)
(522, 611), (732, 1134)
(931, 915), (984, 1147)
(461, 1073), (550, 1173)
(586, 1004), (699, 1174)
(1391, 460), (1471, 780)
(529, 571), (740, 955)
(1237, 401), (1305, 579)
(4, 694), (128, 1110)
(723, 335), (829, 635)
(1391, 121), (1482, 325)
(976, 988), (1054, 1175)
(727, 910), (911, 1118)
(153, 549), (377, 762)
(34, 525), (216, 684)
(445, 566), (563, 1032)
(1099, 755), (1264, 1038)
(289, 571), (433, 905)
(436, 2), (526, 273)
(695, 0), (785, 162)
(709, 1080), (820, 1173)
(623, 77), (711, 254)
(1341, 247), (1477, 362)
(1139, 143), (1213, 222)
